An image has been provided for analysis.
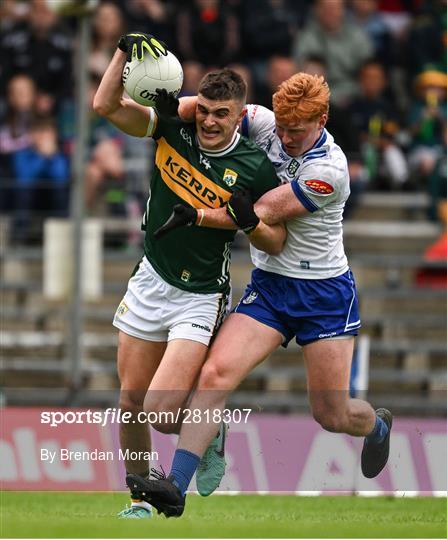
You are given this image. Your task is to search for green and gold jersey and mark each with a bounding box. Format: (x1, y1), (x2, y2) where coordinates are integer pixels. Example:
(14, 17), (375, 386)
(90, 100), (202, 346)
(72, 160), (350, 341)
(142, 111), (279, 294)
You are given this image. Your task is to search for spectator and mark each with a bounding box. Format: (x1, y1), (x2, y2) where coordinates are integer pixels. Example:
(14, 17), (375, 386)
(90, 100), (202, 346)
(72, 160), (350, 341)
(301, 55), (366, 216)
(348, 0), (395, 68)
(240, 0), (300, 90)
(0, 74), (37, 186)
(89, 1), (127, 79)
(255, 56), (298, 108)
(179, 61), (205, 97)
(292, 0), (373, 107)
(118, 0), (174, 46)
(11, 117), (69, 244)
(175, 0), (240, 68)
(404, 0), (447, 82)
(0, 0), (73, 115)
(407, 69), (447, 189)
(349, 59), (408, 190)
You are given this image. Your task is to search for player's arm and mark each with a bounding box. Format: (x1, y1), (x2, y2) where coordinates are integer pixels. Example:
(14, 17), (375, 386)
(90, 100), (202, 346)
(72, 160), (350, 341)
(93, 33), (167, 137)
(254, 182), (309, 225)
(93, 49), (152, 137)
(178, 96), (197, 122)
(154, 193), (286, 255)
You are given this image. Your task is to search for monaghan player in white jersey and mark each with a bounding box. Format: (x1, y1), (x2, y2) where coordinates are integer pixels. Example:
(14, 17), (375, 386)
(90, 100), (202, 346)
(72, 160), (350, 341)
(127, 73), (393, 517)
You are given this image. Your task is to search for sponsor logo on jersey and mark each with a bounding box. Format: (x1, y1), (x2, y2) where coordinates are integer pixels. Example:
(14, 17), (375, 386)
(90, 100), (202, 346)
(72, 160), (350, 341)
(223, 168), (238, 187)
(156, 138), (231, 209)
(115, 301), (128, 318)
(192, 322), (211, 332)
(286, 159), (299, 177)
(181, 269), (191, 282)
(242, 291), (258, 304)
(304, 179), (334, 194)
(300, 261), (310, 269)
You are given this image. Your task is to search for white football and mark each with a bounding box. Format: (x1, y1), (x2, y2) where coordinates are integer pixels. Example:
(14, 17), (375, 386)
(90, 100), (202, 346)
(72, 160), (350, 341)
(122, 51), (183, 107)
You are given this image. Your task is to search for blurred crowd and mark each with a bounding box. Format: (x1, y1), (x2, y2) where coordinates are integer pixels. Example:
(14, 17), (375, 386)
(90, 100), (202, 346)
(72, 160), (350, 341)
(0, 0), (446, 248)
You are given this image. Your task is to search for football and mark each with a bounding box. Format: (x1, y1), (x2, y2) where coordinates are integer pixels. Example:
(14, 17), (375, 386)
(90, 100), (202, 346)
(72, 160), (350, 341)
(122, 51), (183, 107)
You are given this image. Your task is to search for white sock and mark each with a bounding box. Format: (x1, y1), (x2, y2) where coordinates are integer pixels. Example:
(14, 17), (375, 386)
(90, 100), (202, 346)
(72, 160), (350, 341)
(130, 499), (152, 511)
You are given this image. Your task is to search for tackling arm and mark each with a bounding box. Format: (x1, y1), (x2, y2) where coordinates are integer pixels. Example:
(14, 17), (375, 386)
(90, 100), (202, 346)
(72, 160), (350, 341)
(254, 183), (308, 225)
(178, 96), (198, 122)
(93, 49), (152, 137)
(198, 207), (286, 256)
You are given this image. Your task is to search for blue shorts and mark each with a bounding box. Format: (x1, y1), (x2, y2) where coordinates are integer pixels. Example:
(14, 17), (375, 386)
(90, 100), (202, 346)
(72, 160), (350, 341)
(234, 268), (361, 347)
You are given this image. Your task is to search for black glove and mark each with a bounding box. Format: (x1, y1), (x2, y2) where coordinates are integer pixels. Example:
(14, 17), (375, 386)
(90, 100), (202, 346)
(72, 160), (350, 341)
(118, 32), (167, 62)
(154, 88), (180, 121)
(226, 189), (260, 234)
(153, 204), (198, 239)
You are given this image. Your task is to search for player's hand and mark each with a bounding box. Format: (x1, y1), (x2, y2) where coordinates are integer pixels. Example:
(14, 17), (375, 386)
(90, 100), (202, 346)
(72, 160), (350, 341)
(153, 204), (198, 239)
(226, 189), (260, 234)
(118, 33), (167, 62)
(155, 88), (180, 121)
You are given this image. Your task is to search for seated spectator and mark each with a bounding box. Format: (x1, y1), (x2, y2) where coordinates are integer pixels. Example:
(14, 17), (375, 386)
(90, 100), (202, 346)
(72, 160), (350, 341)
(349, 59), (408, 190)
(175, 0), (240, 69)
(119, 0), (174, 46)
(82, 76), (126, 213)
(179, 61), (205, 97)
(292, 0), (373, 107)
(239, 0), (299, 91)
(407, 69), (447, 189)
(301, 55), (366, 217)
(11, 117), (69, 244)
(255, 56), (298, 108)
(404, 0), (447, 82)
(0, 74), (37, 188)
(89, 2), (126, 79)
(0, 0), (73, 114)
(348, 0), (395, 68)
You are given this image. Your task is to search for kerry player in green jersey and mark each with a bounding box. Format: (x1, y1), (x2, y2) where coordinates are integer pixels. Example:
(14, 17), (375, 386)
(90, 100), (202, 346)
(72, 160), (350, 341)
(93, 32), (285, 519)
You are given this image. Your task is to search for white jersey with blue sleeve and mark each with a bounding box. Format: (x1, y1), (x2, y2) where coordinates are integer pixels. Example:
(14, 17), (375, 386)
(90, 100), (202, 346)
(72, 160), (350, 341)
(241, 104), (350, 279)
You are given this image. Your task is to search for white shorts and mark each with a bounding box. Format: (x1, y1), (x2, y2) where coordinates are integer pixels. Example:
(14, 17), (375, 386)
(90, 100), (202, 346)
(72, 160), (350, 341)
(113, 256), (230, 345)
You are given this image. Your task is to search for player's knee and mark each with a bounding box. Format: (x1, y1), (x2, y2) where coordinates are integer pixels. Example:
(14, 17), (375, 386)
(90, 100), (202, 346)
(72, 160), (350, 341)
(143, 396), (179, 434)
(312, 407), (345, 433)
(198, 361), (230, 390)
(119, 389), (145, 415)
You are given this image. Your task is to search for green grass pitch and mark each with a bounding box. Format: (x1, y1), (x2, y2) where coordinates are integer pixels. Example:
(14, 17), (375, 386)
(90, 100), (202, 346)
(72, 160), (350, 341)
(1, 492), (446, 538)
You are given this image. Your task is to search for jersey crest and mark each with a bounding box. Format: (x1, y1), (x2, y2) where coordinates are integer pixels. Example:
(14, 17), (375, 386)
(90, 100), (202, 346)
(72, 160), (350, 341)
(223, 168), (238, 187)
(286, 158), (299, 177)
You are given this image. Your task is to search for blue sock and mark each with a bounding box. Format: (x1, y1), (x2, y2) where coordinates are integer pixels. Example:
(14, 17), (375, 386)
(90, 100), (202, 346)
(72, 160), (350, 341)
(170, 449), (200, 496)
(366, 415), (389, 444)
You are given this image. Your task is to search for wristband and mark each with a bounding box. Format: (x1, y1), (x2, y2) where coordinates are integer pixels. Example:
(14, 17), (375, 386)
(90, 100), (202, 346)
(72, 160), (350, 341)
(197, 209), (205, 227)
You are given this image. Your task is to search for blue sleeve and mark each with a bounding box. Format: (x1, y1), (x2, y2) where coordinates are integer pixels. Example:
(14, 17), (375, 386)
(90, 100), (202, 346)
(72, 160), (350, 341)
(291, 179), (319, 212)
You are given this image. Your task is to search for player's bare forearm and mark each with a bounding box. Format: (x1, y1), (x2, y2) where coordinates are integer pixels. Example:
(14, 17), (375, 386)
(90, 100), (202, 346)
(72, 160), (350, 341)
(248, 221), (286, 255)
(200, 207), (286, 255)
(93, 49), (150, 137)
(178, 96), (197, 122)
(255, 183), (308, 225)
(200, 207), (238, 230)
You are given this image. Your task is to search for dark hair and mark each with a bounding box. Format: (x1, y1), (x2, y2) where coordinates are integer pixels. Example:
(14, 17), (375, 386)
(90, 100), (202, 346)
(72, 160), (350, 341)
(198, 68), (247, 103)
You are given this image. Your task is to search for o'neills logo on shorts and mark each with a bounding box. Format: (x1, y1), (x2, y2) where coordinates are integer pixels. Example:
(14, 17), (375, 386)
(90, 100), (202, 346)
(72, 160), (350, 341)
(242, 291), (258, 304)
(304, 179), (334, 194)
(115, 301), (128, 318)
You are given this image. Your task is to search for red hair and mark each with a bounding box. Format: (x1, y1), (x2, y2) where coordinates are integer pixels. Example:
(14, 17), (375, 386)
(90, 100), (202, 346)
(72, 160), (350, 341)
(273, 73), (330, 124)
